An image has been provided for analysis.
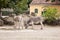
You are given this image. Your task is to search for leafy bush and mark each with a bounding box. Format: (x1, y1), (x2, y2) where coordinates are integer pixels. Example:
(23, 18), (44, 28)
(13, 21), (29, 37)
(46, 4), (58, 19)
(42, 7), (58, 24)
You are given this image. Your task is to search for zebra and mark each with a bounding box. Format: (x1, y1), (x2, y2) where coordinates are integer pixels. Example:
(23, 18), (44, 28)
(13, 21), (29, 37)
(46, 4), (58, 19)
(14, 14), (44, 30)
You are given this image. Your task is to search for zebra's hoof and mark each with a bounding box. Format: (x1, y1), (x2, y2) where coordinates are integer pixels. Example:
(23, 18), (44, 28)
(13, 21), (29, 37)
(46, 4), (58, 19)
(41, 28), (43, 30)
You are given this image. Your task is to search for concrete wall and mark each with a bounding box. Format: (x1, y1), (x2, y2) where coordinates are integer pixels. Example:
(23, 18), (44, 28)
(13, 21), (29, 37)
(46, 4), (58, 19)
(30, 5), (60, 16)
(30, 5), (44, 16)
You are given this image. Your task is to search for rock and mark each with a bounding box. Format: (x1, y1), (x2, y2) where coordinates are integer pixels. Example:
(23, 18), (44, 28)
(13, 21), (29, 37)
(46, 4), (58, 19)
(3, 17), (15, 25)
(0, 19), (4, 26)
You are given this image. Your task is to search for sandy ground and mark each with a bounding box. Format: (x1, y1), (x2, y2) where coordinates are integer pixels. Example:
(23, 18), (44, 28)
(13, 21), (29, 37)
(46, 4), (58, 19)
(0, 25), (60, 40)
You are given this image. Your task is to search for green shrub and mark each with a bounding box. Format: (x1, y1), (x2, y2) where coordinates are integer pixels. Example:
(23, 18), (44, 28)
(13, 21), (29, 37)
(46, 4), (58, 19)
(42, 7), (58, 24)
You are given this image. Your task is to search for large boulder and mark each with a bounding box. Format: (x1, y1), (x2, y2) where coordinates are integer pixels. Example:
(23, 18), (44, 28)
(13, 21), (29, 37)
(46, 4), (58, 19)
(3, 17), (15, 25)
(0, 19), (4, 26)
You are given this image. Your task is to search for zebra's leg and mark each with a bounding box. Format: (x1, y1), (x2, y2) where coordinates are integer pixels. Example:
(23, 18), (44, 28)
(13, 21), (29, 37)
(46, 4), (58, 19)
(14, 21), (17, 29)
(14, 22), (20, 30)
(24, 22), (29, 29)
(25, 24), (28, 29)
(19, 21), (23, 30)
(18, 22), (21, 30)
(20, 24), (23, 30)
(40, 22), (44, 30)
(14, 21), (21, 30)
(22, 26), (24, 30)
(31, 21), (34, 29)
(14, 25), (16, 29)
(21, 22), (24, 30)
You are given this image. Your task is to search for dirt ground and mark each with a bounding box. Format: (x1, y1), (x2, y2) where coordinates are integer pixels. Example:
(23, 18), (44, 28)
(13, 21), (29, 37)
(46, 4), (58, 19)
(0, 25), (60, 40)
